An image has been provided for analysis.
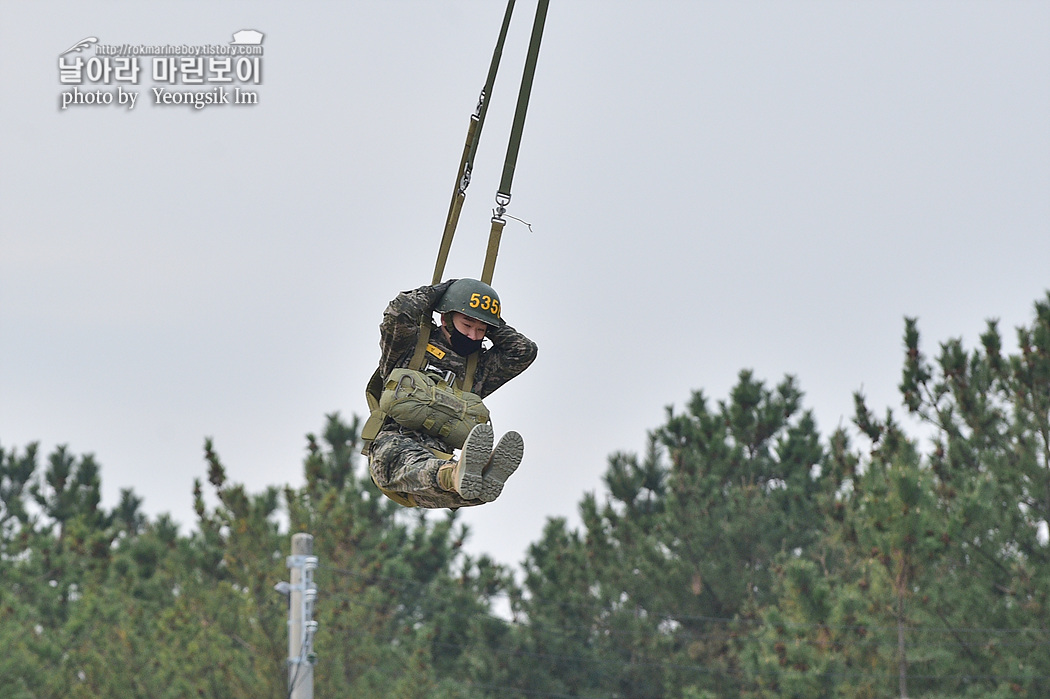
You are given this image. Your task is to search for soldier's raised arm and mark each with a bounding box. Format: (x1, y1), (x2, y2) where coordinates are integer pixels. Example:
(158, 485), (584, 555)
(378, 280), (456, 378)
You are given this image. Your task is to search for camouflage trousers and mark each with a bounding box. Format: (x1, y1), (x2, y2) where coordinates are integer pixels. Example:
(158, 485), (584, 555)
(367, 430), (483, 510)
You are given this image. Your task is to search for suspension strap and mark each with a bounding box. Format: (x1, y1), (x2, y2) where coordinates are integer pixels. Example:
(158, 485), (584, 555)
(434, 0), (549, 395)
(408, 319), (433, 372)
(433, 0), (517, 285)
(481, 0), (550, 285)
(463, 353), (478, 394)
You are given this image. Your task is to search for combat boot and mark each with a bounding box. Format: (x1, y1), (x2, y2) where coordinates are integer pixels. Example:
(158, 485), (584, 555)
(437, 423), (493, 500)
(479, 431), (524, 503)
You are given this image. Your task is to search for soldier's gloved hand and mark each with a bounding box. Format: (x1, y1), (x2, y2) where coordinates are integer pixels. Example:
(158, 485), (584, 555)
(428, 279), (458, 309)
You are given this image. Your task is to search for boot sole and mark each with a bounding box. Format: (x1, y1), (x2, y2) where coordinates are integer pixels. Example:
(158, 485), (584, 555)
(458, 424), (493, 500)
(480, 431), (523, 503)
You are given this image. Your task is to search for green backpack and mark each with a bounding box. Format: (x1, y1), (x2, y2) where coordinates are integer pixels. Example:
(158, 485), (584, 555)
(361, 317), (485, 453)
(378, 368), (489, 449)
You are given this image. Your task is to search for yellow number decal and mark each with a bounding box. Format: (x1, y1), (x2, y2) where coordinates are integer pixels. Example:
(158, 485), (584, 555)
(468, 292), (500, 318)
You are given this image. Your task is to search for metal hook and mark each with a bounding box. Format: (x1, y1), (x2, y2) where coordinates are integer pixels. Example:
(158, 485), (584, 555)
(394, 373), (415, 399)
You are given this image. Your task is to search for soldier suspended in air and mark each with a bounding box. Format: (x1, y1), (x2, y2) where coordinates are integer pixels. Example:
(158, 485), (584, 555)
(361, 0), (548, 508)
(361, 279), (537, 508)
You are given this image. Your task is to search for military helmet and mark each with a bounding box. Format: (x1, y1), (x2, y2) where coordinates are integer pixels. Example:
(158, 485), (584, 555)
(436, 278), (504, 326)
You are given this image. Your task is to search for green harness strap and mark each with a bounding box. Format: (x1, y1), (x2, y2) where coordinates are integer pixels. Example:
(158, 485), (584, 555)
(427, 0), (519, 400)
(365, 1), (549, 506)
(370, 0), (547, 426)
(480, 0), (550, 286)
(364, 317), (434, 426)
(433, 0), (517, 286)
(407, 317), (475, 393)
(411, 317), (477, 394)
(409, 319), (433, 372)
(438, 0), (549, 393)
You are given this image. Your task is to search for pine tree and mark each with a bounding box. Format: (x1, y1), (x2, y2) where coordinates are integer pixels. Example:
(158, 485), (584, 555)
(893, 294), (1050, 696)
(746, 293), (1050, 699)
(514, 371), (828, 697)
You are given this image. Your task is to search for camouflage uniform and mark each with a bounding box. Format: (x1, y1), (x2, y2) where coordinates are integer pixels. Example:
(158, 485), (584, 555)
(367, 280), (538, 509)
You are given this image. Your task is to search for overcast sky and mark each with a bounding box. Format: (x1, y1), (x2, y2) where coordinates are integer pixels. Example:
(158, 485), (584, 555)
(2, 1), (1048, 571)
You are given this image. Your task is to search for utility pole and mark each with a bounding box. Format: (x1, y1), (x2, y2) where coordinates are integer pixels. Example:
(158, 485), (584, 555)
(283, 533), (318, 699)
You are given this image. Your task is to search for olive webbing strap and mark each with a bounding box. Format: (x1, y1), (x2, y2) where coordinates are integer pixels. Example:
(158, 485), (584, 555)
(433, 0), (517, 285)
(408, 320), (433, 372)
(472, 0), (549, 391)
(465, 0), (517, 185)
(480, 0), (549, 286)
(408, 317), (478, 396)
(406, 317), (477, 395)
(463, 353), (479, 394)
(480, 218), (505, 285)
(434, 0), (549, 396)
(432, 119), (475, 285)
(496, 0), (549, 205)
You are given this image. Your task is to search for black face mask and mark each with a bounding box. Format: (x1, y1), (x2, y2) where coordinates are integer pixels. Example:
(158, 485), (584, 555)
(447, 324), (482, 356)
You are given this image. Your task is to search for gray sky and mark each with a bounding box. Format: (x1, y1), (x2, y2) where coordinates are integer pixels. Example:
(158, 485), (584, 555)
(2, 1), (1048, 571)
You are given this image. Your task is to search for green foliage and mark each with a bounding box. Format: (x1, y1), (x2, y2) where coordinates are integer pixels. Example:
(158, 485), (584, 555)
(741, 293), (1050, 698)
(513, 293), (1050, 698)
(3, 292), (1049, 698)
(0, 417), (519, 698)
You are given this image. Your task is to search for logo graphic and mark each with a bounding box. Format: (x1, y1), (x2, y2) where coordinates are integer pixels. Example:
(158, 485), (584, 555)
(230, 30), (264, 45)
(61, 37), (98, 56)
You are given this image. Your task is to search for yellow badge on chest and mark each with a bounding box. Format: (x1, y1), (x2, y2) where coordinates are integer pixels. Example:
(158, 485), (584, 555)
(426, 344), (446, 360)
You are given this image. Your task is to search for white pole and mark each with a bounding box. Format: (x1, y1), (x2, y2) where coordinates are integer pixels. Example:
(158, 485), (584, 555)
(287, 533), (317, 699)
